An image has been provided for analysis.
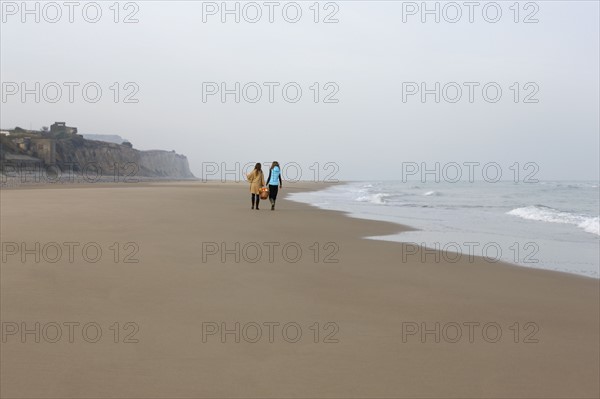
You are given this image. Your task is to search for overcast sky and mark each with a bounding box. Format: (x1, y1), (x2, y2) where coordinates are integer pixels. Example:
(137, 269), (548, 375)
(1, 1), (598, 181)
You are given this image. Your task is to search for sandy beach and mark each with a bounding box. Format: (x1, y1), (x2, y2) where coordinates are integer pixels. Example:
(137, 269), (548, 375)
(1, 181), (598, 398)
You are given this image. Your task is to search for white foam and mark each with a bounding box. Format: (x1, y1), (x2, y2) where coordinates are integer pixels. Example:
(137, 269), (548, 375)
(356, 193), (389, 204)
(423, 190), (440, 196)
(507, 206), (599, 236)
(578, 218), (600, 236)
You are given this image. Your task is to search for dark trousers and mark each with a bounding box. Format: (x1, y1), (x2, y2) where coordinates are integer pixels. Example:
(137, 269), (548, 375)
(251, 194), (260, 207)
(268, 185), (279, 203)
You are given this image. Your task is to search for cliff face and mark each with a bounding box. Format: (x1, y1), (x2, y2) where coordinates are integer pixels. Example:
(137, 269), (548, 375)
(81, 134), (127, 144)
(1, 132), (194, 179)
(138, 150), (194, 178)
(55, 137), (194, 178)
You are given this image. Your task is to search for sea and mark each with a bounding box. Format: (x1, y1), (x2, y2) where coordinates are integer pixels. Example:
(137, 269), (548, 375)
(289, 181), (600, 278)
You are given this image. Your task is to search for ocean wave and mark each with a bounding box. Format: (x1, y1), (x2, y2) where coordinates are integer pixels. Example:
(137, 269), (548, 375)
(541, 182), (599, 189)
(507, 205), (599, 236)
(423, 190), (441, 196)
(356, 193), (389, 204)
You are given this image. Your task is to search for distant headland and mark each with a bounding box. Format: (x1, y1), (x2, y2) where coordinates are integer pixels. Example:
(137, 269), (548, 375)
(0, 122), (195, 185)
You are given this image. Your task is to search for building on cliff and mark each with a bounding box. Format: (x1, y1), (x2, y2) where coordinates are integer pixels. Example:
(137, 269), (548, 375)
(50, 122), (78, 136)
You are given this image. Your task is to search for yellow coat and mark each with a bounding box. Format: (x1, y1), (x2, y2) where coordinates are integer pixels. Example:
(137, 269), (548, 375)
(247, 170), (265, 194)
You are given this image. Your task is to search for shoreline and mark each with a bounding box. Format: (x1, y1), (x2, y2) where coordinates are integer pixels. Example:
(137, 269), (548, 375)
(288, 181), (600, 280)
(1, 181), (598, 397)
(3, 178), (598, 280)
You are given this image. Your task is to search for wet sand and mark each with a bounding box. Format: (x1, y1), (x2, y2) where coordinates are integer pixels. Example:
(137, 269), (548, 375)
(1, 181), (598, 398)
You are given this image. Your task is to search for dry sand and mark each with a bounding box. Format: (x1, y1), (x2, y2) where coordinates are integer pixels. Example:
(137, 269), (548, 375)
(1, 181), (598, 398)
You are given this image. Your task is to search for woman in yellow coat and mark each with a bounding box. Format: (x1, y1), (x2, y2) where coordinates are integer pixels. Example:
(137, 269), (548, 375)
(247, 163), (265, 210)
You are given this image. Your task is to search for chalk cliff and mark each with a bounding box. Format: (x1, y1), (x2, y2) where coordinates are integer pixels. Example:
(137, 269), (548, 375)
(1, 129), (195, 179)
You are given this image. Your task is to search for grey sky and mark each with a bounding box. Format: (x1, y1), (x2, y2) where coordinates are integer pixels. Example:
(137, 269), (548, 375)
(1, 1), (598, 181)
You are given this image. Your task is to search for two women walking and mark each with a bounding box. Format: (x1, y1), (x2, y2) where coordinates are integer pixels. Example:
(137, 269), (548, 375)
(247, 162), (283, 210)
